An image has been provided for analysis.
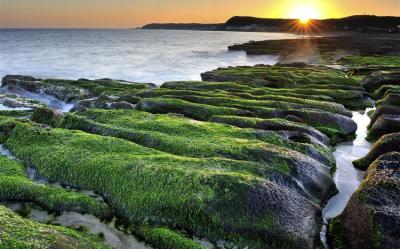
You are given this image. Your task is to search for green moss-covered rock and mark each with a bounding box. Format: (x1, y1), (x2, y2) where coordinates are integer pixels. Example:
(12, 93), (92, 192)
(3, 122), (328, 249)
(372, 85), (400, 99)
(136, 97), (254, 120)
(353, 133), (400, 170)
(0, 205), (111, 249)
(0, 110), (33, 118)
(200, 65), (372, 109)
(31, 107), (335, 201)
(162, 80), (335, 102)
(162, 80), (370, 110)
(329, 152), (400, 249)
(209, 115), (330, 145)
(368, 115), (400, 141)
(0, 155), (112, 219)
(137, 88), (349, 116)
(201, 65), (360, 88)
(368, 105), (400, 129)
(1, 75), (154, 103)
(376, 93), (400, 107)
(339, 55), (400, 68)
(139, 227), (206, 249)
(362, 74), (400, 93)
(135, 97), (356, 145)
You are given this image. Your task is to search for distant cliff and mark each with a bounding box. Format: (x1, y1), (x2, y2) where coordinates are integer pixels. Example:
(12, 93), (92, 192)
(141, 23), (223, 30)
(142, 15), (400, 32)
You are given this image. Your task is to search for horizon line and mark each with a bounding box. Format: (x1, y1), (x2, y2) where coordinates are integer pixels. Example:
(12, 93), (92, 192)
(1, 14), (399, 29)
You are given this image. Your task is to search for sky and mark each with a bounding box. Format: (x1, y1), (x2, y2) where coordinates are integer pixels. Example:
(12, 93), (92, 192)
(1, 0), (399, 28)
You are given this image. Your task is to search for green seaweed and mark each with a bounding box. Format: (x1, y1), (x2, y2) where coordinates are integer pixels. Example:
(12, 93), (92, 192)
(0, 205), (110, 249)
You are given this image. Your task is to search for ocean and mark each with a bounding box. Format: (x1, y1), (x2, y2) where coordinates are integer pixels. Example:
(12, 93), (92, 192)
(0, 29), (296, 84)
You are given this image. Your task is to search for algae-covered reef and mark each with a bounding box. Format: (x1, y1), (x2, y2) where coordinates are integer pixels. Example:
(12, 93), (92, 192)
(0, 47), (399, 248)
(327, 58), (400, 249)
(0, 205), (111, 248)
(228, 37), (400, 64)
(329, 151), (400, 249)
(201, 64), (372, 110)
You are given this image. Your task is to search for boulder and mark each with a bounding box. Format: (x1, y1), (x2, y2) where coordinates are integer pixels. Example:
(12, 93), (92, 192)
(362, 75), (400, 92)
(1, 75), (40, 86)
(329, 152), (400, 249)
(376, 93), (400, 106)
(368, 115), (400, 141)
(353, 133), (400, 170)
(109, 101), (136, 109)
(369, 105), (400, 128)
(2, 75), (93, 102)
(0, 93), (41, 109)
(116, 95), (142, 104)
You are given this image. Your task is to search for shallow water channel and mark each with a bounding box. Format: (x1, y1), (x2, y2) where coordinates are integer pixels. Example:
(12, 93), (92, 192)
(320, 109), (374, 248)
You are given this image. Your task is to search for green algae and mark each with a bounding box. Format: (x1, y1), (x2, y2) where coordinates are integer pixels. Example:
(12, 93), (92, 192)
(0, 155), (112, 219)
(0, 110), (32, 118)
(203, 65), (360, 88)
(162, 79), (371, 110)
(0, 205), (110, 249)
(139, 227), (206, 249)
(43, 78), (154, 97)
(3, 122), (305, 248)
(137, 97), (254, 120)
(157, 93), (349, 116)
(339, 55), (400, 68)
(354, 133), (400, 170)
(134, 96), (356, 145)
(330, 152), (400, 249)
(137, 88), (348, 115)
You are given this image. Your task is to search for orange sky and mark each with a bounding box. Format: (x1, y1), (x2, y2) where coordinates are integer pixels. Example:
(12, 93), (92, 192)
(1, 0), (399, 28)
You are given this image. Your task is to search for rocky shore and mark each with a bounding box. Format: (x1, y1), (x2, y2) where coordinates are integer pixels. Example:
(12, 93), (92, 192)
(0, 39), (399, 249)
(329, 57), (400, 249)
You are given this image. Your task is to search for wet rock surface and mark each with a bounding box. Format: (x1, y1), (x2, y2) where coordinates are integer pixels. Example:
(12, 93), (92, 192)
(329, 152), (400, 249)
(0, 93), (42, 110)
(353, 133), (400, 170)
(228, 37), (400, 64)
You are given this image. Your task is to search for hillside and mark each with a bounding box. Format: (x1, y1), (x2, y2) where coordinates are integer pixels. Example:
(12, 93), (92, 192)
(142, 15), (400, 32)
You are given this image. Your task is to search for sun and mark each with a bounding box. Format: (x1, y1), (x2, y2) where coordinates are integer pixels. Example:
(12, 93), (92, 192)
(289, 5), (319, 24)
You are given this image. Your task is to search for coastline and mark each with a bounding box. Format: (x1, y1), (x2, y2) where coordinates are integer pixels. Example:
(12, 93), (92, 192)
(0, 31), (399, 249)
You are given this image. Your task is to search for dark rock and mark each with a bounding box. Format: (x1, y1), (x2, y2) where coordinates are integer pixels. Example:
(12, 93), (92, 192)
(329, 152), (400, 249)
(1, 75), (41, 86)
(354, 132), (400, 170)
(362, 75), (400, 92)
(109, 101), (136, 109)
(377, 93), (400, 106)
(70, 104), (88, 112)
(368, 115), (400, 141)
(0, 93), (42, 109)
(116, 95), (141, 104)
(31, 107), (63, 127)
(2, 75), (93, 102)
(285, 115), (304, 123)
(369, 105), (400, 128)
(76, 95), (114, 109)
(373, 85), (400, 99)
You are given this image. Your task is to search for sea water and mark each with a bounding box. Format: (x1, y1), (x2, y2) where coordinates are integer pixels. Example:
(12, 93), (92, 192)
(0, 29), (297, 84)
